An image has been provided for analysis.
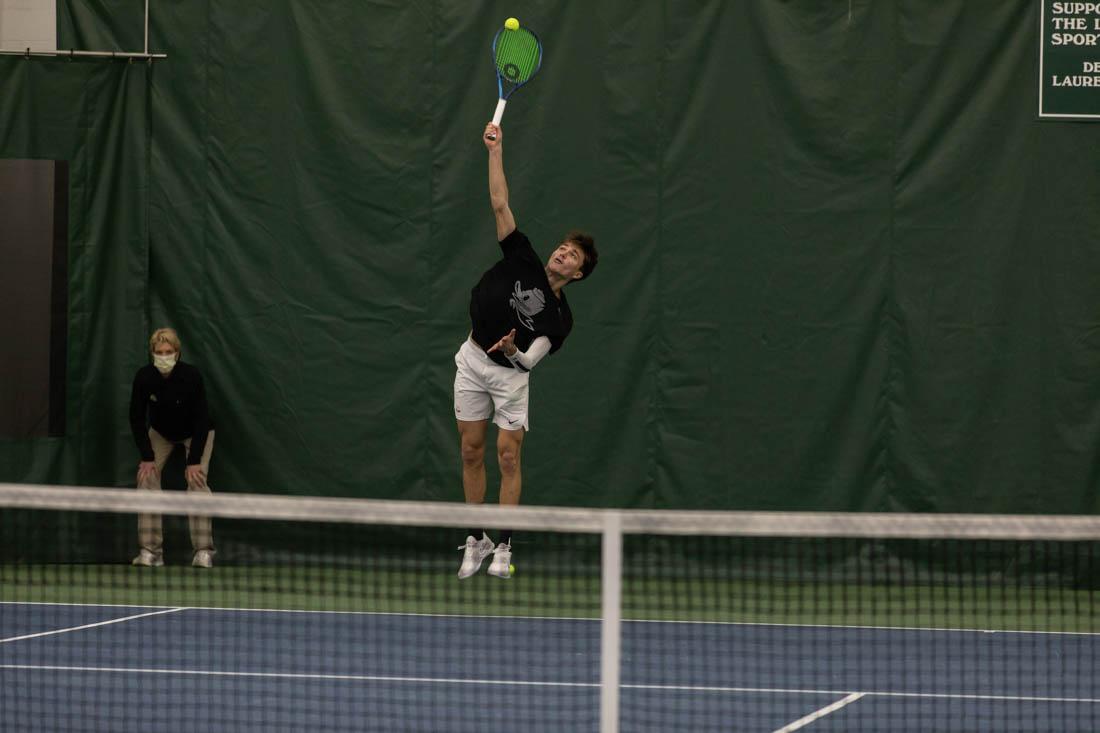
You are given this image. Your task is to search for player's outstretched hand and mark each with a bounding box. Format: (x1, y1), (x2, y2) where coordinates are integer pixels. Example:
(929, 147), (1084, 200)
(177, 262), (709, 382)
(487, 328), (517, 357)
(484, 122), (502, 148)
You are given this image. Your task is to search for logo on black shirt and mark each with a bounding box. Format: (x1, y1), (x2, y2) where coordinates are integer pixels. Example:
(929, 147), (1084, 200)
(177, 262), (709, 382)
(509, 281), (545, 330)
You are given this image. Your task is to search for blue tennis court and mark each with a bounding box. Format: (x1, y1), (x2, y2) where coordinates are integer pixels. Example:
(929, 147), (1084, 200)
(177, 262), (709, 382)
(3, 601), (1098, 731)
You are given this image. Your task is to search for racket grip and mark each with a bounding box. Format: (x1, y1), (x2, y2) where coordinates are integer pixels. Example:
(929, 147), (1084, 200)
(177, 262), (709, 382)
(487, 98), (507, 139)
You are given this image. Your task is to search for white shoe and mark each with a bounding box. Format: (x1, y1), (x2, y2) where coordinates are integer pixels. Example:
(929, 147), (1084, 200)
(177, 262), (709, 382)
(457, 534), (494, 579)
(192, 549), (215, 568)
(487, 543), (512, 579)
(132, 549), (163, 567)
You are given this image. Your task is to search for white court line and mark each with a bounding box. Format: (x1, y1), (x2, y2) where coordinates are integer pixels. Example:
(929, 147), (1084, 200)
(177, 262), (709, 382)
(1, 664), (1098, 705)
(625, 617), (1100, 637)
(0, 608), (186, 644)
(0, 601), (594, 623)
(621, 683), (1100, 705)
(865, 690), (1100, 704)
(2, 601), (1097, 636)
(772, 692), (865, 732)
(0, 664), (597, 687)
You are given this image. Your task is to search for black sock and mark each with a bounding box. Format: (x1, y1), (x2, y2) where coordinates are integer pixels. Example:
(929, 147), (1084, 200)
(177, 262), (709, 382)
(498, 529), (512, 546)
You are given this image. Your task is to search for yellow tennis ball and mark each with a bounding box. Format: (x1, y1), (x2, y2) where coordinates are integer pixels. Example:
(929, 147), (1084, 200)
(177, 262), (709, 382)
(509, 563), (516, 576)
(505, 17), (520, 31)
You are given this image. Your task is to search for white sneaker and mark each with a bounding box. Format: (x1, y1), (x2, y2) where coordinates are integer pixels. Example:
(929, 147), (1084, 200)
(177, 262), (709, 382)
(487, 542), (512, 579)
(457, 534), (494, 579)
(132, 549), (163, 567)
(192, 549), (215, 568)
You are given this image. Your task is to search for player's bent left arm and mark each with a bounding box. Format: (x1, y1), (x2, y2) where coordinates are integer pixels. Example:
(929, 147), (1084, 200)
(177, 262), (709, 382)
(505, 336), (552, 372)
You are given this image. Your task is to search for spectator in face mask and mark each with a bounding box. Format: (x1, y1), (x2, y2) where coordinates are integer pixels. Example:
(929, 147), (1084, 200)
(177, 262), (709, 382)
(128, 327), (216, 568)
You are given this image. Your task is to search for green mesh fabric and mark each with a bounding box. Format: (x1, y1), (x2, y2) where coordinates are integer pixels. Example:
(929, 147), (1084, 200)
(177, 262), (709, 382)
(494, 28), (541, 84)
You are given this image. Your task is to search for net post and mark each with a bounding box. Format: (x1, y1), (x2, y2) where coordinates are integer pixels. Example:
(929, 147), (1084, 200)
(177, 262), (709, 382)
(599, 511), (622, 733)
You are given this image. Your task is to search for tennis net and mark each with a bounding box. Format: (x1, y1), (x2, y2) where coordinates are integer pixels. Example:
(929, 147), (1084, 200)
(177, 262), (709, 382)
(1, 483), (1098, 732)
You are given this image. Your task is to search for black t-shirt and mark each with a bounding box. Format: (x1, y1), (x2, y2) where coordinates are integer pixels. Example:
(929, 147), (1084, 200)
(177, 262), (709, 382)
(469, 229), (573, 369)
(129, 361), (213, 464)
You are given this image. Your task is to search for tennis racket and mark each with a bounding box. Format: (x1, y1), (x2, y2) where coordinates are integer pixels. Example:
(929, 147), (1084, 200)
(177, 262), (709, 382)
(486, 21), (543, 141)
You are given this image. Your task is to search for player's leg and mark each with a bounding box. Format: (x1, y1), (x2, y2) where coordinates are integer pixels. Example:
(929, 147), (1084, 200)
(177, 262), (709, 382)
(133, 429), (172, 566)
(183, 430), (216, 567)
(455, 341), (494, 505)
(454, 342), (496, 577)
(457, 418), (489, 504)
(486, 364), (530, 507)
(485, 364), (529, 579)
(456, 417), (496, 578)
(488, 427), (524, 579)
(496, 427), (525, 507)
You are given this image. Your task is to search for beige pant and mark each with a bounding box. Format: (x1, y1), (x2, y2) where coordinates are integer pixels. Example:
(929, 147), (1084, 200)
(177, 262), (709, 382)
(137, 428), (215, 555)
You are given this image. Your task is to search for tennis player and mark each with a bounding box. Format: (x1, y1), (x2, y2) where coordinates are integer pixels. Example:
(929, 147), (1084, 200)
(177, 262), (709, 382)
(129, 327), (216, 568)
(455, 121), (598, 579)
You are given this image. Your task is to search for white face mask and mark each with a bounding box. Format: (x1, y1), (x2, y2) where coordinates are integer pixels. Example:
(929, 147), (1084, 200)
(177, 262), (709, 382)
(153, 352), (178, 375)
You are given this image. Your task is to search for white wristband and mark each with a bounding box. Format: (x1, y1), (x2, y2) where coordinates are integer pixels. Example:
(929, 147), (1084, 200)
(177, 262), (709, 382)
(506, 336), (552, 371)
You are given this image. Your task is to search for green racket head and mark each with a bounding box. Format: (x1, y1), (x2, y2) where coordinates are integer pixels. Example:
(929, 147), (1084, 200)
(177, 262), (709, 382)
(494, 27), (542, 85)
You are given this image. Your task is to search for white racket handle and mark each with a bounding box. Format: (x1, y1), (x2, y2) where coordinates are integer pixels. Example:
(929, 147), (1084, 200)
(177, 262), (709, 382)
(489, 98), (507, 137)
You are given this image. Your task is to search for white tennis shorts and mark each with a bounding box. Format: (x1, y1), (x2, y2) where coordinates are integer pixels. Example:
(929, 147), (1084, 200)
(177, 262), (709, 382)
(454, 337), (530, 431)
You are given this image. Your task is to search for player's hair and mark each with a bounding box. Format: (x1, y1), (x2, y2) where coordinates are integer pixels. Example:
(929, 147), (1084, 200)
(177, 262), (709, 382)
(565, 230), (598, 281)
(149, 327), (182, 357)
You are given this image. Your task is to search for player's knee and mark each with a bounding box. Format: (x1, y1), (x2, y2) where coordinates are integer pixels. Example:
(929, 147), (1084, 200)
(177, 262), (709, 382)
(498, 447), (519, 475)
(461, 441), (485, 467)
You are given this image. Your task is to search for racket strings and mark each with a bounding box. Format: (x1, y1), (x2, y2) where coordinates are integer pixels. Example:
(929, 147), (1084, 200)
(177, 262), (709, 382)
(494, 29), (541, 84)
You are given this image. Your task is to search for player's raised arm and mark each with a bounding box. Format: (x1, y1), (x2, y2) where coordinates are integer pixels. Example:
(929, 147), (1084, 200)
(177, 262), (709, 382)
(484, 122), (516, 241)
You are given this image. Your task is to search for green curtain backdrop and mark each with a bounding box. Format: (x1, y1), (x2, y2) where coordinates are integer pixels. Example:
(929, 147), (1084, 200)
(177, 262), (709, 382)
(0, 54), (149, 486)
(2, 0), (1097, 514)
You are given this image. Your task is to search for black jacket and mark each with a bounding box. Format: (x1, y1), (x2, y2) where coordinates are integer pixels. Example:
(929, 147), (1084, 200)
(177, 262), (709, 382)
(129, 361), (213, 464)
